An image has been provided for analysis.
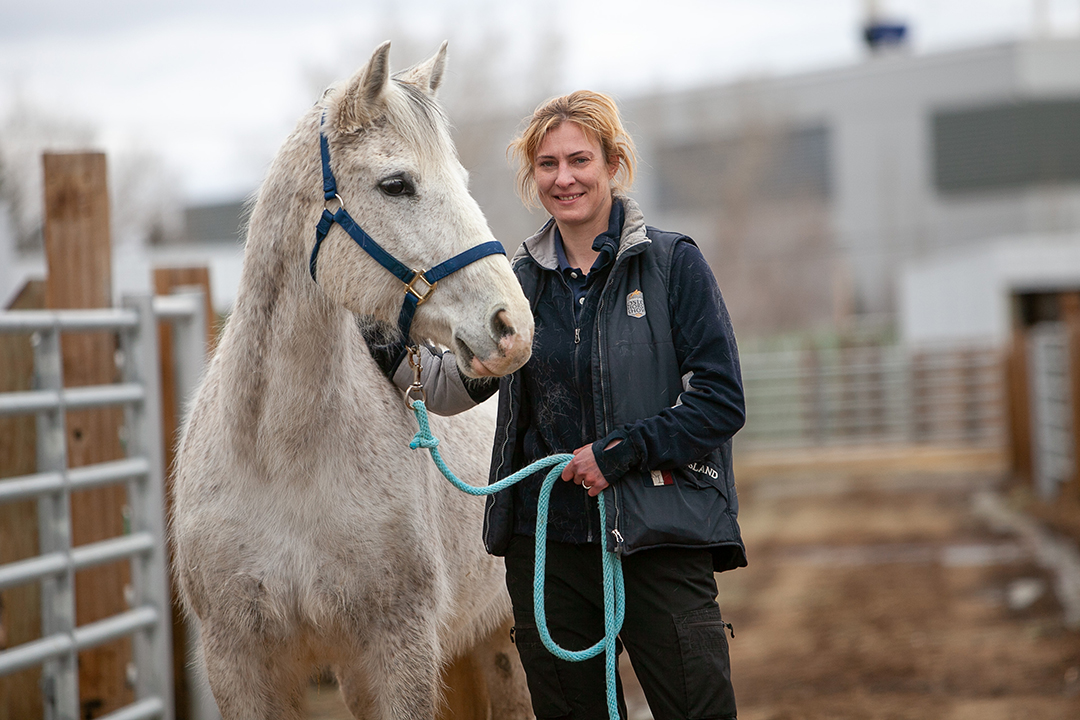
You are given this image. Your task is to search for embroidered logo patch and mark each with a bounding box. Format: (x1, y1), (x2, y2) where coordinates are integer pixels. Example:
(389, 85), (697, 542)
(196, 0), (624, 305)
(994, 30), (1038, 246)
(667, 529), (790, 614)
(650, 469), (674, 487)
(626, 289), (646, 318)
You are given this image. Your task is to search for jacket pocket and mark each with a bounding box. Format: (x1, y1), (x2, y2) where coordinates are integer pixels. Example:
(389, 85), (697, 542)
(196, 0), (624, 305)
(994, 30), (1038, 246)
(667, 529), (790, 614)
(673, 605), (737, 719)
(512, 622), (572, 718)
(678, 460), (726, 494)
(622, 464), (730, 550)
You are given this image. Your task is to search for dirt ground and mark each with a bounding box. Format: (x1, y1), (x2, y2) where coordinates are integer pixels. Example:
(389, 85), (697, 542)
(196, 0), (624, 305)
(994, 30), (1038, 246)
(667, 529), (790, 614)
(715, 450), (1080, 720)
(307, 448), (1080, 719)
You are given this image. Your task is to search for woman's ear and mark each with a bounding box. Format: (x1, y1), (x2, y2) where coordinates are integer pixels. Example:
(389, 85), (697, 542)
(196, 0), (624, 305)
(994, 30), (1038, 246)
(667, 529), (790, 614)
(608, 155), (620, 179)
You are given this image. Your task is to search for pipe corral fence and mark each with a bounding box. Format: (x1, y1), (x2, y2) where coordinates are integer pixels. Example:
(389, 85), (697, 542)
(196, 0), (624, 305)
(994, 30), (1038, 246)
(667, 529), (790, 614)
(0, 292), (206, 720)
(739, 343), (1005, 451)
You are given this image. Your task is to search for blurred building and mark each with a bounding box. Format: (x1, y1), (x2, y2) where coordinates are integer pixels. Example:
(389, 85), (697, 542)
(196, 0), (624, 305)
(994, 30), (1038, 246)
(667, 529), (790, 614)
(29, 36), (1075, 340)
(617, 37), (1080, 342)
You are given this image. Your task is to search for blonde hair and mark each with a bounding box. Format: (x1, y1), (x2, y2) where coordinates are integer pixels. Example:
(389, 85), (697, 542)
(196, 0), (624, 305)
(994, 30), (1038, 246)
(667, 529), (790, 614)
(509, 90), (637, 208)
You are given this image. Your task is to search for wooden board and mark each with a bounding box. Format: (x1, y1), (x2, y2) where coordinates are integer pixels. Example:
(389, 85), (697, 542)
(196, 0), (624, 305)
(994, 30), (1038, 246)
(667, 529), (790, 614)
(42, 152), (134, 717)
(1007, 296), (1034, 486)
(153, 266), (216, 720)
(0, 280), (46, 720)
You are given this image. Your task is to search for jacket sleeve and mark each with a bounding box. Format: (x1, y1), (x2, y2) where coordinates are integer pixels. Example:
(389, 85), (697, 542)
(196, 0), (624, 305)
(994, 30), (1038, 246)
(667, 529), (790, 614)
(390, 345), (498, 416)
(592, 240), (745, 479)
(359, 322), (498, 416)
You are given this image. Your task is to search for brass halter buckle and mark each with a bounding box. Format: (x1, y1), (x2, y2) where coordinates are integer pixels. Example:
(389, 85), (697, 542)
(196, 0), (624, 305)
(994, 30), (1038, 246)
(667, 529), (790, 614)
(404, 345), (427, 408)
(404, 271), (436, 305)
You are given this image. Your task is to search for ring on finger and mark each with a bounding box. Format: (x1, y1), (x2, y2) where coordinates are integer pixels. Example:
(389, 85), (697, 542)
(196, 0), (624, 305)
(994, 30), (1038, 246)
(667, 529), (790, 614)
(582, 481), (592, 490)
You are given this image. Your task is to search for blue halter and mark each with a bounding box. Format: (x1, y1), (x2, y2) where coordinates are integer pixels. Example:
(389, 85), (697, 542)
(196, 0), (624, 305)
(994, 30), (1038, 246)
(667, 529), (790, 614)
(309, 116), (506, 341)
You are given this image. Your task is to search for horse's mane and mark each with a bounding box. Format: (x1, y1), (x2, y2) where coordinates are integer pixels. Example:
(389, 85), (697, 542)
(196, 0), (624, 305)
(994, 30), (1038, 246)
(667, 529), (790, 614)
(381, 75), (456, 169)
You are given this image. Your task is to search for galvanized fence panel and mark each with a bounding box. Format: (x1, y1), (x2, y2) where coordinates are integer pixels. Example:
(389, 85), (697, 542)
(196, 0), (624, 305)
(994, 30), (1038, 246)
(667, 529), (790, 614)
(1027, 322), (1075, 501)
(739, 343), (1005, 450)
(0, 292), (206, 720)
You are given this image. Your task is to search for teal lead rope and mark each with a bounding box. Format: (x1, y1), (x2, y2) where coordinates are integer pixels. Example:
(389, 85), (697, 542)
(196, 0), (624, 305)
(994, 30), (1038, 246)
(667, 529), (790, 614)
(409, 397), (626, 720)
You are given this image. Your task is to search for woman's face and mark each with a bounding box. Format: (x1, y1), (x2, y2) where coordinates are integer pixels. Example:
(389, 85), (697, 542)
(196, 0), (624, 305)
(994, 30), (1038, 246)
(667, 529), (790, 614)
(533, 122), (618, 236)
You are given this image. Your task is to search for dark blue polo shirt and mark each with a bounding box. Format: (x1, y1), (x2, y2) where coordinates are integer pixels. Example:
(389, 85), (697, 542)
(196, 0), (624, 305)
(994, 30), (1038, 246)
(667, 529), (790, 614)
(553, 199), (624, 322)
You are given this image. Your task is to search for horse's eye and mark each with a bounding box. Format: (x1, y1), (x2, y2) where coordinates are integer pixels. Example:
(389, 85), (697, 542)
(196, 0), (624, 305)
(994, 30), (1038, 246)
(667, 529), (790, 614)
(379, 176), (415, 197)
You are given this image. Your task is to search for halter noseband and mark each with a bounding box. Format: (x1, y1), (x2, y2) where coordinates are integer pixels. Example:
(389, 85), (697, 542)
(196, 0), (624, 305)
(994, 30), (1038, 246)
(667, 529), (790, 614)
(309, 114), (506, 341)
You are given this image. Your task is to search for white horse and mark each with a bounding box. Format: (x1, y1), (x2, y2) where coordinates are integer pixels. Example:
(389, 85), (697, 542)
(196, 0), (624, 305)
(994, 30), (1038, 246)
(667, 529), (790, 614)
(171, 42), (534, 719)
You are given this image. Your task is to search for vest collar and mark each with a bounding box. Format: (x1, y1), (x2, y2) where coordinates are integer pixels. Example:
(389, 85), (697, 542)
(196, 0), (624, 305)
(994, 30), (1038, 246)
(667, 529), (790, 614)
(515, 194), (650, 271)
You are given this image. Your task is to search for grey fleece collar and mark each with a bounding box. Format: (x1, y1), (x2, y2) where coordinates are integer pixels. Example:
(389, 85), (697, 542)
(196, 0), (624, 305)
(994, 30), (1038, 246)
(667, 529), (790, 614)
(513, 195), (650, 271)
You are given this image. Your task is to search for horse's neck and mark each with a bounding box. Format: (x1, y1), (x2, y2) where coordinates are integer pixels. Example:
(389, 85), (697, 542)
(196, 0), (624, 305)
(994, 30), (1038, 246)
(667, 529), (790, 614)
(212, 113), (390, 455)
(217, 217), (381, 448)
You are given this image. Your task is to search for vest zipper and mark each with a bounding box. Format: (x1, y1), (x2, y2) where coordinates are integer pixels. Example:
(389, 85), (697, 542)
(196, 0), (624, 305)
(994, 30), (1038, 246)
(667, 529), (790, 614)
(567, 280), (590, 540)
(596, 293), (624, 554)
(593, 227), (648, 556)
(485, 371), (515, 548)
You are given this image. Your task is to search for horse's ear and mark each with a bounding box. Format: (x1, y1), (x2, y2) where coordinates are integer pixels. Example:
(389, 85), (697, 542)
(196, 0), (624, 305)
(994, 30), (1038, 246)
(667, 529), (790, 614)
(399, 41), (448, 96)
(336, 40), (392, 131)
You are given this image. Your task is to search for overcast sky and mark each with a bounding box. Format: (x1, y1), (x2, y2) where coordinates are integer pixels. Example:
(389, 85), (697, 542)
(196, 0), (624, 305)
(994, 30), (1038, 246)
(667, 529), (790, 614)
(2, 0), (1078, 203)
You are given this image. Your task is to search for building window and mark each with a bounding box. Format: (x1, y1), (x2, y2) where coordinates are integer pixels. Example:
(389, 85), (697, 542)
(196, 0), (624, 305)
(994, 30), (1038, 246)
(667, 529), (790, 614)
(655, 124), (831, 213)
(934, 100), (1080, 193)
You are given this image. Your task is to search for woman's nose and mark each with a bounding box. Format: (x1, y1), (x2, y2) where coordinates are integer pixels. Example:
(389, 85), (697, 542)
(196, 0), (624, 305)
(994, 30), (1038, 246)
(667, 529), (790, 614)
(555, 162), (574, 186)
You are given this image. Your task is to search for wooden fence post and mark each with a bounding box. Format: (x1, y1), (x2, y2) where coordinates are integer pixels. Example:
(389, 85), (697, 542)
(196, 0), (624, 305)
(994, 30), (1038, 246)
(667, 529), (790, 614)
(1007, 295), (1034, 486)
(0, 281), (46, 720)
(42, 152), (134, 717)
(1062, 292), (1080, 502)
(153, 266), (216, 720)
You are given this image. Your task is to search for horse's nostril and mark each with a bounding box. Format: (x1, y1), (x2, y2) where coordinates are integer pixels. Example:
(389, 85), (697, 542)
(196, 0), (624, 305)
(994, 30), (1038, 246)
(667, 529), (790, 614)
(492, 310), (515, 340)
(455, 336), (476, 365)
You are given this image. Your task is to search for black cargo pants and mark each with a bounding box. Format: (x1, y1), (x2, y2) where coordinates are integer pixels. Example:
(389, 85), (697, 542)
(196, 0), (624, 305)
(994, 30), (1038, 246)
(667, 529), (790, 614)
(505, 535), (737, 720)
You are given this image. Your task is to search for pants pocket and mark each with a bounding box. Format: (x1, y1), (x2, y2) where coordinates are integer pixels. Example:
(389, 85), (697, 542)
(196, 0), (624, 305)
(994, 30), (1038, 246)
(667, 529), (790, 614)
(512, 622), (572, 719)
(673, 605), (737, 719)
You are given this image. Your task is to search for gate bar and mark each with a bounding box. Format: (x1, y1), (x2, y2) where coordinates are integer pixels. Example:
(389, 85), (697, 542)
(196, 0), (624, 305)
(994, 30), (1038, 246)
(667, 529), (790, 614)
(0, 307), (138, 332)
(0, 533), (156, 591)
(0, 383), (145, 417)
(0, 458), (150, 504)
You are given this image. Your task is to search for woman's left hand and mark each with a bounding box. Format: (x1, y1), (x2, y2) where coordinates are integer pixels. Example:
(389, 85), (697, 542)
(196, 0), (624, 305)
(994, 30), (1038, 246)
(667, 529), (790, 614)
(561, 440), (619, 497)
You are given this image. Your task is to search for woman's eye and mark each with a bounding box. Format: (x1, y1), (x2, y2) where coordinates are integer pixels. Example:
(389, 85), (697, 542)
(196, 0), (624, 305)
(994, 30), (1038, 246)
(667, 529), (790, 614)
(379, 176), (415, 196)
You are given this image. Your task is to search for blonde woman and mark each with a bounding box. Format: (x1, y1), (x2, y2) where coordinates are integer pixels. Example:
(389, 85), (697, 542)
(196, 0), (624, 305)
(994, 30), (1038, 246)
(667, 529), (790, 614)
(370, 91), (745, 719)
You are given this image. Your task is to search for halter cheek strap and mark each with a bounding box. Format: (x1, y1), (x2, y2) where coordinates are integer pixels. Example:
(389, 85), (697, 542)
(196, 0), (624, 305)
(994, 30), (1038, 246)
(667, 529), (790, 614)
(310, 116), (506, 341)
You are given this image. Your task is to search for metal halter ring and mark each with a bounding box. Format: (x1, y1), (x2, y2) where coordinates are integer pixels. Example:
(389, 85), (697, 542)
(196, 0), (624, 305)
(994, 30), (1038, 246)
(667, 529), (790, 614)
(404, 271), (437, 305)
(325, 194), (343, 213)
(404, 383), (427, 407)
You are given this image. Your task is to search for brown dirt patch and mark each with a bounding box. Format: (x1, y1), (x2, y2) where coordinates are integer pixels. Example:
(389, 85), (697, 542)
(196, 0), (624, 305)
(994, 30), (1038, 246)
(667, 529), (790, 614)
(716, 465), (1080, 720)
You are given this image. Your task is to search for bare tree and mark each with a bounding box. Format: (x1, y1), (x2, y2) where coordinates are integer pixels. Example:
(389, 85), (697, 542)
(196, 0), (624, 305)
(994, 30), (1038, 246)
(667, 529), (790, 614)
(0, 100), (183, 255)
(109, 147), (184, 247)
(0, 101), (95, 251)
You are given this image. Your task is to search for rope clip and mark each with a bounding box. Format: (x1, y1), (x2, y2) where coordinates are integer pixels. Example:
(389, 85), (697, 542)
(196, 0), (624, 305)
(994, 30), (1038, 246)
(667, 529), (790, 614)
(404, 345), (427, 408)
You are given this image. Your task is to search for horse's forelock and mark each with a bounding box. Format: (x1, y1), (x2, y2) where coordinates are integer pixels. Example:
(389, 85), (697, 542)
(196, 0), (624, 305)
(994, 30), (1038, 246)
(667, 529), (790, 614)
(383, 79), (455, 166)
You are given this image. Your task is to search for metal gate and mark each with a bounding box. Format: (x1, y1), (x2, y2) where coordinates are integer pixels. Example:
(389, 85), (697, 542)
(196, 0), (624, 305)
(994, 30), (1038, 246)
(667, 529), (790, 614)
(740, 343), (1005, 450)
(0, 292), (207, 720)
(1027, 321), (1076, 501)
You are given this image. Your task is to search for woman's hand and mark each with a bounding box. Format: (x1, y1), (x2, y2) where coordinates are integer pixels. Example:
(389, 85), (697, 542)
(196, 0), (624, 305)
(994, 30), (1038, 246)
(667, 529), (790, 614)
(561, 440), (621, 497)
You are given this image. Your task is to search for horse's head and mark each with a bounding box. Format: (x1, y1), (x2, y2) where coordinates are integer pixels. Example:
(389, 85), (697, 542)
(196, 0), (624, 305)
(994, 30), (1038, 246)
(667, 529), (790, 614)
(311, 41), (532, 378)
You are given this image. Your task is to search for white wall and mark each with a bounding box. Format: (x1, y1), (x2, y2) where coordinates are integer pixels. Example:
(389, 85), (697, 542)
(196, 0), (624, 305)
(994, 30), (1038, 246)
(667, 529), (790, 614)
(3, 240), (244, 314)
(625, 38), (1080, 318)
(901, 233), (1080, 347)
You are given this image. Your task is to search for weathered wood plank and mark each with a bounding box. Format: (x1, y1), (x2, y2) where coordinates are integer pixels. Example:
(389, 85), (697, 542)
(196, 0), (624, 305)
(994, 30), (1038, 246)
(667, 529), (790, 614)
(43, 152), (134, 717)
(153, 266), (215, 720)
(0, 280), (46, 720)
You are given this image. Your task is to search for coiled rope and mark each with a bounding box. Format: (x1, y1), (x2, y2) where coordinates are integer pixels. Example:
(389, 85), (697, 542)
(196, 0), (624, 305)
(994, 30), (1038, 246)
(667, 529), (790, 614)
(409, 397), (625, 720)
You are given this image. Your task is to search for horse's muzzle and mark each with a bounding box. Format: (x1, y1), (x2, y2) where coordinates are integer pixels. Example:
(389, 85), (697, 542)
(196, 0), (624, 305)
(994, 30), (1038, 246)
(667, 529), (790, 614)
(460, 309), (532, 378)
